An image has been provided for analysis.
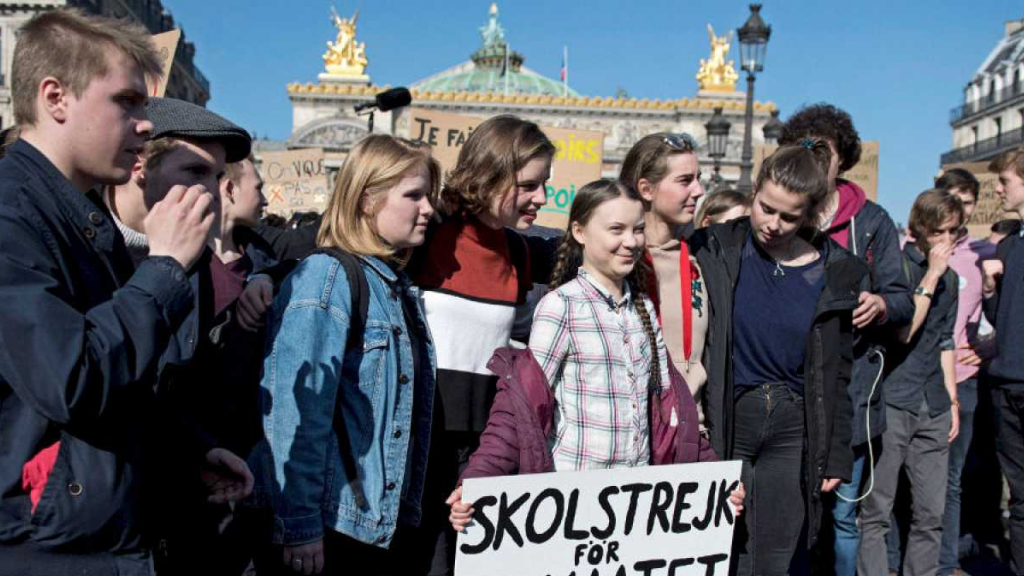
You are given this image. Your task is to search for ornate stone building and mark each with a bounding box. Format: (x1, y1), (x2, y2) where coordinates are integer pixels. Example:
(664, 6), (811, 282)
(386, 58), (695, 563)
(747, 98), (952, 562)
(0, 0), (210, 129)
(284, 4), (777, 186)
(942, 11), (1024, 165)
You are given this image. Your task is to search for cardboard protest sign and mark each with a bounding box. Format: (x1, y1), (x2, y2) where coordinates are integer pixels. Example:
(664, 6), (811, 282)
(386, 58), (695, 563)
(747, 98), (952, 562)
(940, 161), (1018, 239)
(456, 461), (742, 576)
(260, 148), (330, 217)
(148, 30), (180, 98)
(754, 141), (879, 203)
(406, 108), (604, 230)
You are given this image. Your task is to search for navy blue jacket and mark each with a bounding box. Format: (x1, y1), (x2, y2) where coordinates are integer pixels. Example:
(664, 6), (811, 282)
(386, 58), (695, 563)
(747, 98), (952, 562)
(0, 141), (194, 561)
(984, 231), (1024, 387)
(846, 201), (914, 446)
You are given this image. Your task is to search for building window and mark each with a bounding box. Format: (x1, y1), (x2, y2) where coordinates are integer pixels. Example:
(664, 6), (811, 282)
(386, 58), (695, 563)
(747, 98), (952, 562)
(972, 125), (979, 147)
(996, 117), (1003, 143)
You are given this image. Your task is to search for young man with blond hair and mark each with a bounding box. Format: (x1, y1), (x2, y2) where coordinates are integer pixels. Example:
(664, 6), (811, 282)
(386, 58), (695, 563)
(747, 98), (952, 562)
(0, 9), (248, 575)
(983, 147), (1024, 576)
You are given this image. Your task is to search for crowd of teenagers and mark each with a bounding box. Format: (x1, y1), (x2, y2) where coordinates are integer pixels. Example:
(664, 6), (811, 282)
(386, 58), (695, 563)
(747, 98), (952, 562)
(5, 9), (1024, 576)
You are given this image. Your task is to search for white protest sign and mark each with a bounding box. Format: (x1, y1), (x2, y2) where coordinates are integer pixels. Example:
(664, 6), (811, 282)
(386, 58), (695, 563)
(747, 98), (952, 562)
(456, 461), (742, 576)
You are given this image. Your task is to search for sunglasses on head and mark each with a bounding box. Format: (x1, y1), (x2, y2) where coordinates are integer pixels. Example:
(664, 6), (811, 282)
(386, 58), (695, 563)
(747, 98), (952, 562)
(662, 133), (698, 151)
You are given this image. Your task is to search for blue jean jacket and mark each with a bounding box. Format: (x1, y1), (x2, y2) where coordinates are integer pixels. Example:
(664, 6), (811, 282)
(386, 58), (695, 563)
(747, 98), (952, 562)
(251, 253), (436, 548)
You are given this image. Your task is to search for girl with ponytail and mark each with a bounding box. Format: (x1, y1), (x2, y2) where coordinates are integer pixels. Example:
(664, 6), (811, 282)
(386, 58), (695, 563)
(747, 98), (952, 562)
(692, 140), (867, 576)
(446, 179), (744, 532)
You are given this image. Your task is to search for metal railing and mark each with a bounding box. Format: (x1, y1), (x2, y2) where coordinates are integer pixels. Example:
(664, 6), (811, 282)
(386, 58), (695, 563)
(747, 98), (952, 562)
(940, 128), (1024, 165)
(951, 82), (1024, 123)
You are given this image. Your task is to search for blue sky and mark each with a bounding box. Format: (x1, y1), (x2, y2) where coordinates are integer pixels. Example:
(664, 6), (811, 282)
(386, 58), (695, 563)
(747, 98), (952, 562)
(166, 0), (1023, 226)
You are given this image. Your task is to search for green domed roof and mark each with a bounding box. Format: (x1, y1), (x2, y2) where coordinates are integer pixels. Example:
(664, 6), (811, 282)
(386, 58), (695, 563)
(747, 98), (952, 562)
(411, 4), (579, 98)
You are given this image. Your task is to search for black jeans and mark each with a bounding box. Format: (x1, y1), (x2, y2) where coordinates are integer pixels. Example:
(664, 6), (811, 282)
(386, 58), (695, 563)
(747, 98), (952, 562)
(994, 386), (1024, 576)
(732, 383), (807, 576)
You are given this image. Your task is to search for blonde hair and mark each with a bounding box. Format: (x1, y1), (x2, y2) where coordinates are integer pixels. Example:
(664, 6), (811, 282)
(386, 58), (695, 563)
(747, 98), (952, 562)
(13, 8), (163, 126)
(696, 189), (750, 228)
(225, 153), (256, 184)
(318, 135), (440, 261)
(619, 132), (697, 204)
(990, 147), (1024, 182)
(438, 115), (555, 217)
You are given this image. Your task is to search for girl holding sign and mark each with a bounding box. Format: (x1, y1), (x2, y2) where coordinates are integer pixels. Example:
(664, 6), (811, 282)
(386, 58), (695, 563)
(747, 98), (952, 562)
(691, 140), (866, 576)
(447, 179), (743, 529)
(251, 135), (441, 575)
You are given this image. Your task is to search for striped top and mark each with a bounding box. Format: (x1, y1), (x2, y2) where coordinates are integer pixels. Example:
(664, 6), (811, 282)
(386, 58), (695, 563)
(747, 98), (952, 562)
(529, 269), (669, 471)
(408, 216), (530, 431)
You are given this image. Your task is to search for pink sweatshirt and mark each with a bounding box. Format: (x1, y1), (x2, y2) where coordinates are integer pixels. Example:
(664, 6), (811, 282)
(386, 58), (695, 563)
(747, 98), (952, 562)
(947, 233), (996, 383)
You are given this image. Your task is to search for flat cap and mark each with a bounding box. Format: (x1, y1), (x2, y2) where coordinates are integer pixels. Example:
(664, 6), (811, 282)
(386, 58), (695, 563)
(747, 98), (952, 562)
(145, 97), (251, 163)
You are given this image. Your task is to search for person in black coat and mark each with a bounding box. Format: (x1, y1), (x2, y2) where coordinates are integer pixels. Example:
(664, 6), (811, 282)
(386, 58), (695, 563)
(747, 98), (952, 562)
(692, 140), (867, 576)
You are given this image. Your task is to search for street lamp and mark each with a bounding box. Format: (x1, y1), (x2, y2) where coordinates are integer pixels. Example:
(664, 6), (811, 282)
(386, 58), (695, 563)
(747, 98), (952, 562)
(762, 109), (783, 145)
(705, 106), (731, 191)
(736, 3), (771, 193)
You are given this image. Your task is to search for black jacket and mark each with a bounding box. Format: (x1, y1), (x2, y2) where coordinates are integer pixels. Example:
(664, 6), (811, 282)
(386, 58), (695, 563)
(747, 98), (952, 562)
(984, 231), (1024, 387)
(0, 140), (194, 563)
(692, 217), (867, 549)
(846, 200), (914, 446)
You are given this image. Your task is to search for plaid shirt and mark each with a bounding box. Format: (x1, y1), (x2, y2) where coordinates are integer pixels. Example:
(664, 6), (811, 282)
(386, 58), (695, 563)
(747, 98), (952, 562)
(529, 269), (669, 471)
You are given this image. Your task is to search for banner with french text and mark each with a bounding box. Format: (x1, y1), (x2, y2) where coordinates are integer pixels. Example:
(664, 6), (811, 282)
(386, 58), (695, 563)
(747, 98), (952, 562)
(456, 461), (742, 576)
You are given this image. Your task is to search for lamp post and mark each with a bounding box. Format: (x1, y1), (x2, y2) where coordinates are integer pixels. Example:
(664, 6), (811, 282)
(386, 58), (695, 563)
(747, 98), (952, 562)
(762, 109), (783, 145)
(736, 4), (771, 193)
(705, 106), (731, 192)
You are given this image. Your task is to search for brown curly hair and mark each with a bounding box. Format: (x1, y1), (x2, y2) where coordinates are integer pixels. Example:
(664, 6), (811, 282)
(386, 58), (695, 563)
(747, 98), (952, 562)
(437, 115), (555, 217)
(778, 103), (861, 173)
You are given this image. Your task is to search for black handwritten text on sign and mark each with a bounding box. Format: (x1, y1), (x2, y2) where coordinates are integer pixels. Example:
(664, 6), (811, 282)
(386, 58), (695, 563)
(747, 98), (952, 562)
(456, 461), (742, 576)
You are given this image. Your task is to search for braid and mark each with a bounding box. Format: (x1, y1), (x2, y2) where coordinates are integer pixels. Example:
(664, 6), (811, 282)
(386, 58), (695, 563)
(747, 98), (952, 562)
(629, 263), (661, 392)
(547, 235), (583, 292)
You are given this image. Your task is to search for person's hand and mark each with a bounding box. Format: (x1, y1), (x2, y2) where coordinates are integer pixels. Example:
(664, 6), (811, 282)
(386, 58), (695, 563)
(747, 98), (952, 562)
(728, 481), (746, 516)
(238, 275), (273, 332)
(447, 486), (475, 533)
(853, 292), (888, 329)
(956, 343), (983, 367)
(283, 540), (324, 575)
(927, 240), (954, 279)
(949, 406), (961, 444)
(201, 447), (254, 504)
(145, 184), (215, 270)
(983, 259), (1004, 295)
(821, 478), (842, 493)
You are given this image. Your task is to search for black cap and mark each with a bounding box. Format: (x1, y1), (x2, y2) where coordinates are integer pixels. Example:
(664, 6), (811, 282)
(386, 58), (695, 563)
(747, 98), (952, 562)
(145, 97), (251, 163)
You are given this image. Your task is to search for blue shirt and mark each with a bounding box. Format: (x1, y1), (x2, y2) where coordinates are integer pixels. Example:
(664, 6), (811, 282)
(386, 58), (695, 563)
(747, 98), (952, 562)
(733, 235), (826, 396)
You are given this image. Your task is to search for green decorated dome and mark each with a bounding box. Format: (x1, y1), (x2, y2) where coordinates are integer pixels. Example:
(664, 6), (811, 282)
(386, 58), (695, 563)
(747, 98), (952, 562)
(411, 4), (579, 97)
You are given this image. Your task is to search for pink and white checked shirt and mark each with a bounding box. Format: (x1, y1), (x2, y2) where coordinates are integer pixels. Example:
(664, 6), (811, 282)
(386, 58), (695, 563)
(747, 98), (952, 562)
(529, 269), (669, 471)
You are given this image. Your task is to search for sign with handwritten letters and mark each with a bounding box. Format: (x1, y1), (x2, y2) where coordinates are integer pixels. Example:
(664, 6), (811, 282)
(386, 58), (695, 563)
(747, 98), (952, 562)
(940, 161), (1019, 239)
(259, 148), (330, 217)
(455, 461), (742, 576)
(148, 30), (180, 98)
(754, 141), (879, 203)
(406, 108), (604, 230)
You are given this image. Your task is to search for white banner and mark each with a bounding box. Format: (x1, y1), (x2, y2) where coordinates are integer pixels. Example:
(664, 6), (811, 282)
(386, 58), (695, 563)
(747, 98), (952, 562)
(456, 461), (742, 576)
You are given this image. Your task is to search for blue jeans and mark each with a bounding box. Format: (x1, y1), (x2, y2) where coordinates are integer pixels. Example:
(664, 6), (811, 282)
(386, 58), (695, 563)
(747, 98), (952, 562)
(833, 446), (868, 576)
(938, 379), (976, 576)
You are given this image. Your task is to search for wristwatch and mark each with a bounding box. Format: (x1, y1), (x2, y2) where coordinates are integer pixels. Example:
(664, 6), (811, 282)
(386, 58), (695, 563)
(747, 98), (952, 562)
(914, 286), (933, 299)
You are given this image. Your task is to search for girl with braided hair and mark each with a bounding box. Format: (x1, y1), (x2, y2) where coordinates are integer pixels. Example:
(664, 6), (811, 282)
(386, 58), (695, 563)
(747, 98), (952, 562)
(446, 179), (744, 532)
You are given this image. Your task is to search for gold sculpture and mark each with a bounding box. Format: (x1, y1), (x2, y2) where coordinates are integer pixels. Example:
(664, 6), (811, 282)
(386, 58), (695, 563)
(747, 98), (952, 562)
(323, 6), (368, 78)
(696, 24), (739, 92)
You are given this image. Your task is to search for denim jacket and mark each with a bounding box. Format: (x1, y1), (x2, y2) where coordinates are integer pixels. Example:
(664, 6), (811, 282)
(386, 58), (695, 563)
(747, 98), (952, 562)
(252, 253), (436, 548)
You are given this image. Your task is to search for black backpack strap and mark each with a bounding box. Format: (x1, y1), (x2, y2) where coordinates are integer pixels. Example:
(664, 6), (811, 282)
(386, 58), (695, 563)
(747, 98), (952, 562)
(310, 246), (370, 509)
(312, 247), (369, 351)
(504, 228), (531, 303)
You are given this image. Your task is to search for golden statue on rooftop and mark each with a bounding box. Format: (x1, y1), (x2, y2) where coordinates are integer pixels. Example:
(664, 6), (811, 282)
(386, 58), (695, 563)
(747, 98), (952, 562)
(323, 6), (368, 78)
(696, 24), (739, 92)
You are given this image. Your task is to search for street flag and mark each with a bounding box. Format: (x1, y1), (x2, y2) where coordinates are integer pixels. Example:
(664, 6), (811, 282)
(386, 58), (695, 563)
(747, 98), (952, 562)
(561, 45), (568, 96)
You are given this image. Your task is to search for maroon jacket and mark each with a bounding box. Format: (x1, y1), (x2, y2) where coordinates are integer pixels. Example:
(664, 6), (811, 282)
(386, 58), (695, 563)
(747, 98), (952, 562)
(461, 347), (717, 482)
